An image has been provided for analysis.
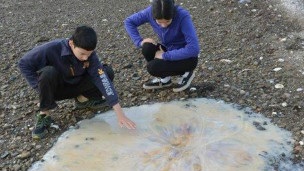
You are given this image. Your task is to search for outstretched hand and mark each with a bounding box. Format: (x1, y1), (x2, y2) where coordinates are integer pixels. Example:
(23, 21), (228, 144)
(117, 115), (136, 129)
(113, 103), (136, 129)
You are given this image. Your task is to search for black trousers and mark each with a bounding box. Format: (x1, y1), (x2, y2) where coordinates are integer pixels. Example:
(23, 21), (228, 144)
(142, 42), (198, 78)
(37, 65), (114, 111)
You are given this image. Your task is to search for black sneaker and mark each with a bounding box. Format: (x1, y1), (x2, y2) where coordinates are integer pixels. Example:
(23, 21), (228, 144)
(143, 78), (172, 90)
(32, 114), (53, 140)
(74, 98), (107, 110)
(173, 71), (195, 92)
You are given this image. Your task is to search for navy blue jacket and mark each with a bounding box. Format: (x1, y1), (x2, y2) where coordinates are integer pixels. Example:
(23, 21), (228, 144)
(124, 6), (200, 61)
(18, 39), (119, 107)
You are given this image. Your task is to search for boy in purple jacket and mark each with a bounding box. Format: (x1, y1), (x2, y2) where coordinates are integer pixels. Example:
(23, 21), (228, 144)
(19, 26), (136, 140)
(124, 0), (200, 92)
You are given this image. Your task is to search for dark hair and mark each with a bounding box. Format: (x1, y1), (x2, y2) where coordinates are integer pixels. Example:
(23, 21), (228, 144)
(152, 0), (176, 20)
(71, 25), (97, 51)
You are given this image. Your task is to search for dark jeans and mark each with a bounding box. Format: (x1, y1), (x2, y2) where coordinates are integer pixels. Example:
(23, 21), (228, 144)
(37, 65), (114, 111)
(142, 42), (198, 78)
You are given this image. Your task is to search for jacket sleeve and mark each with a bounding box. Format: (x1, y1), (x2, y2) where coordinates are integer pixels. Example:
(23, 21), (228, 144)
(162, 15), (200, 61)
(87, 54), (119, 107)
(18, 47), (47, 90)
(124, 7), (151, 48)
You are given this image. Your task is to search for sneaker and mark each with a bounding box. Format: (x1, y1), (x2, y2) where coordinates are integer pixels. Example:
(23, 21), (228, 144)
(173, 71), (195, 92)
(32, 114), (53, 140)
(143, 78), (172, 90)
(74, 98), (107, 110)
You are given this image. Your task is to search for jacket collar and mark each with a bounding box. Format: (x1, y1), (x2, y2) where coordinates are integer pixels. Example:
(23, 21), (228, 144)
(61, 39), (74, 57)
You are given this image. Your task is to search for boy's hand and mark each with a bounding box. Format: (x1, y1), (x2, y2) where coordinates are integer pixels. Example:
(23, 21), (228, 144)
(117, 115), (136, 129)
(113, 103), (136, 129)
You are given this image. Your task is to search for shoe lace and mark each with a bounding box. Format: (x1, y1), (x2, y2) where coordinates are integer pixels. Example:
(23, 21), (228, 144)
(37, 115), (52, 127)
(86, 99), (106, 107)
(86, 101), (98, 107)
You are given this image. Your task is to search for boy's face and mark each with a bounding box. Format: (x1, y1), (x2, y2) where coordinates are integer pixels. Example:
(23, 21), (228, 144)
(156, 19), (172, 28)
(69, 40), (94, 61)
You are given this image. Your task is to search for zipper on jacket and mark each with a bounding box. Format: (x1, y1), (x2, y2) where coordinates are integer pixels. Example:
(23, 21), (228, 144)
(70, 65), (75, 76)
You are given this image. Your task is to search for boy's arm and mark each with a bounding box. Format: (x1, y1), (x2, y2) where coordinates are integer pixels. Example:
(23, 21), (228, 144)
(88, 55), (136, 129)
(18, 48), (47, 90)
(19, 58), (39, 90)
(88, 56), (119, 106)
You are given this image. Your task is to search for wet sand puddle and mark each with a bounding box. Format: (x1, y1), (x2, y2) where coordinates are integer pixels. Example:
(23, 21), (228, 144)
(29, 98), (304, 171)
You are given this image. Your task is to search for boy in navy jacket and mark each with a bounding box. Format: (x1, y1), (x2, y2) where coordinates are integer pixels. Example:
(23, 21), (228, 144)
(124, 0), (200, 92)
(19, 26), (136, 139)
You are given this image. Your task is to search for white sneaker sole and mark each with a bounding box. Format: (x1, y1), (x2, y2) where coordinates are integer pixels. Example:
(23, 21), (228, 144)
(143, 82), (172, 90)
(173, 72), (195, 92)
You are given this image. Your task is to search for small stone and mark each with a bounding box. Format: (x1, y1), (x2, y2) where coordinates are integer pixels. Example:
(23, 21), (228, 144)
(190, 87), (197, 91)
(281, 102), (287, 107)
(296, 88), (303, 92)
(17, 151), (31, 159)
(280, 38), (287, 42)
(239, 0), (251, 3)
(127, 93), (133, 98)
(123, 63), (133, 69)
(220, 59), (232, 63)
(240, 90), (246, 95)
(141, 96), (148, 101)
(1, 151), (9, 159)
(1, 84), (9, 89)
(273, 67), (282, 72)
(207, 66), (214, 70)
(299, 141), (304, 146)
(3, 123), (10, 129)
(275, 84), (284, 89)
